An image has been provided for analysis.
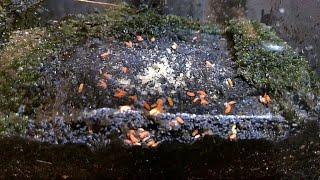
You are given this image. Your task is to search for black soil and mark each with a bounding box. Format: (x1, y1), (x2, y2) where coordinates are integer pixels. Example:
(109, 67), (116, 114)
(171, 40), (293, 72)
(0, 121), (319, 179)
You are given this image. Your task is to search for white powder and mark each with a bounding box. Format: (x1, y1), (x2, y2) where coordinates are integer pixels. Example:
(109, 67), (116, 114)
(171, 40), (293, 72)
(137, 57), (186, 93)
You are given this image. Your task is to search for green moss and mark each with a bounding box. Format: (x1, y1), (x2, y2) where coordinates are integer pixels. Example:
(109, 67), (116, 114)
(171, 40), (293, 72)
(0, 113), (28, 135)
(0, 28), (55, 114)
(51, 6), (220, 45)
(227, 19), (319, 121)
(0, 0), (44, 46)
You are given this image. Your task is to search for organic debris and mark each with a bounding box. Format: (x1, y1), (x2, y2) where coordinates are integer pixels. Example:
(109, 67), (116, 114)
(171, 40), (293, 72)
(224, 101), (236, 114)
(150, 37), (156, 42)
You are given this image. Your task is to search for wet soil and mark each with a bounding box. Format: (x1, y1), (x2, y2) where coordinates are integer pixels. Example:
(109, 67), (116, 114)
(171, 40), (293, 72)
(1, 121), (319, 179)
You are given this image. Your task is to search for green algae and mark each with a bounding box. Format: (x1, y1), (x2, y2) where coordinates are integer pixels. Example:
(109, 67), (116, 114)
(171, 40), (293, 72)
(227, 19), (319, 121)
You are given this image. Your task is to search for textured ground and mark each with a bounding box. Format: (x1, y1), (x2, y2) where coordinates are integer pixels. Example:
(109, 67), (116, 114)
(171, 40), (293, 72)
(23, 30), (298, 148)
(1, 121), (319, 179)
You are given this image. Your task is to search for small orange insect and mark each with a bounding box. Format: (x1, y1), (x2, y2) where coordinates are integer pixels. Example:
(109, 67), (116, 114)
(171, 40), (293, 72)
(139, 131), (150, 139)
(100, 51), (110, 60)
(129, 95), (138, 102)
(102, 72), (112, 80)
(187, 92), (196, 97)
(200, 99), (209, 105)
(97, 79), (107, 89)
(171, 42), (178, 50)
(147, 139), (159, 148)
(129, 133), (139, 144)
(156, 99), (164, 111)
(205, 61), (214, 68)
(197, 91), (208, 105)
(192, 130), (199, 137)
(122, 67), (129, 74)
(147, 140), (155, 147)
(167, 97), (174, 107)
(259, 93), (271, 106)
(114, 88), (126, 98)
(124, 41), (133, 48)
(136, 35), (144, 42)
(226, 78), (234, 89)
(192, 97), (200, 103)
(197, 90), (207, 96)
(143, 101), (151, 111)
(149, 108), (161, 116)
(229, 134), (237, 141)
(224, 101), (236, 115)
(78, 83), (84, 93)
(176, 117), (184, 125)
(119, 105), (131, 112)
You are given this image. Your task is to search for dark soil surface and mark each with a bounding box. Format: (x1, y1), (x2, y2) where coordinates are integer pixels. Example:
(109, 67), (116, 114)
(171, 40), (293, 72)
(1, 121), (319, 179)
(25, 30), (296, 147)
(1, 2), (319, 179)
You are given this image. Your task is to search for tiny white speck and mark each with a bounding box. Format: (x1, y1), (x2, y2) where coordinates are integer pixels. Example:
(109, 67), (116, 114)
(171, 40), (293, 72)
(279, 8), (285, 14)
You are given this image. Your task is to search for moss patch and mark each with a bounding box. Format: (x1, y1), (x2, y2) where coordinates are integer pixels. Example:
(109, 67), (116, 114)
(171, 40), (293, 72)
(0, 28), (55, 114)
(0, 113), (28, 135)
(50, 6), (220, 46)
(227, 19), (319, 121)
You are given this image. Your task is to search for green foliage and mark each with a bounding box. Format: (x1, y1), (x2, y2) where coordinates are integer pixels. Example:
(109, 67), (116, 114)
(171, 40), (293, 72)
(227, 19), (319, 121)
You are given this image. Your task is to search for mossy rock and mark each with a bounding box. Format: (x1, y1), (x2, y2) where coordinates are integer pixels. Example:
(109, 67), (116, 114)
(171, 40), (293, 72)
(227, 19), (319, 121)
(0, 5), (222, 134)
